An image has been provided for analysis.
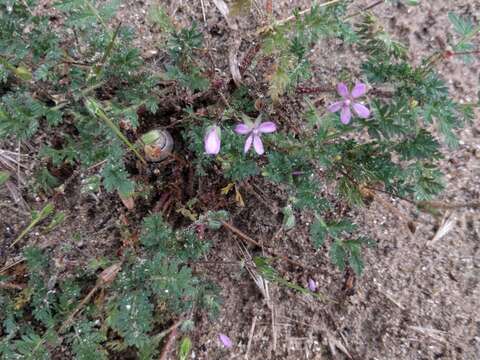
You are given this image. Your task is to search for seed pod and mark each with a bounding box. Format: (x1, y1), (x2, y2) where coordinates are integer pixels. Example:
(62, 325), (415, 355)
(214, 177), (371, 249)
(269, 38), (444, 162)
(141, 129), (174, 162)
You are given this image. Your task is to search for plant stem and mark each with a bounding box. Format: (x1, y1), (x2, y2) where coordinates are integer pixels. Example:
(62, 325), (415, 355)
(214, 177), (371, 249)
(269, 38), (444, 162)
(220, 220), (313, 270)
(159, 326), (178, 360)
(424, 25), (480, 70)
(85, 98), (147, 165)
(94, 21), (122, 76)
(265, 0), (343, 29)
(10, 203), (55, 247)
(446, 50), (480, 57)
(344, 0), (384, 20)
(84, 0), (109, 31)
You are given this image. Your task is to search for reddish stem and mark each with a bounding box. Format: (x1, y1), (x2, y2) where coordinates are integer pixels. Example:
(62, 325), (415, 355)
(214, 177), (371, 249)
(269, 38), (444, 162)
(444, 50), (480, 58)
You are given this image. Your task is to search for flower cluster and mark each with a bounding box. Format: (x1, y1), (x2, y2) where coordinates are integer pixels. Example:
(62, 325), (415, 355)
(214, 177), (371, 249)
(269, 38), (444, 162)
(204, 117), (277, 156)
(204, 82), (370, 155)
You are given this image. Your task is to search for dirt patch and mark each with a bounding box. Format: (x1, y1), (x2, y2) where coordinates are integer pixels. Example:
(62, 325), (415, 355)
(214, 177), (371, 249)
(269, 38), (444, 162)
(1, 1), (479, 360)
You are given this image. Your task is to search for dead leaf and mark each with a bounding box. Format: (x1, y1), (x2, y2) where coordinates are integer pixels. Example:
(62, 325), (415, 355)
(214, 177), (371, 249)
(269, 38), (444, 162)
(118, 192), (135, 210)
(176, 207), (198, 222)
(230, 0), (252, 17)
(99, 263), (122, 284)
(235, 186), (245, 207)
(221, 183), (235, 195)
(14, 287), (32, 310)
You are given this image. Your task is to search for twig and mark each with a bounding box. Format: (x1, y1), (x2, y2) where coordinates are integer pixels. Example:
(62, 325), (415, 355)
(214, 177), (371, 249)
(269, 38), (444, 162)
(157, 318), (184, 341)
(59, 263), (122, 333)
(344, 0), (384, 20)
(0, 258), (25, 275)
(0, 282), (25, 290)
(408, 326), (448, 345)
(159, 326), (178, 360)
(243, 182), (278, 214)
(274, 0), (342, 27)
(376, 283), (405, 310)
(417, 200), (480, 210)
(0, 201), (29, 216)
(362, 187), (416, 232)
(271, 306), (277, 353)
(221, 221), (313, 270)
(245, 315), (257, 360)
(59, 286), (99, 333)
(200, 0), (207, 24)
(335, 164), (417, 205)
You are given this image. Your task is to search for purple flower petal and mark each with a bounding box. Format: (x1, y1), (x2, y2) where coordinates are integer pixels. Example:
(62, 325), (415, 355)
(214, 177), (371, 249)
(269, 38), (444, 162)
(253, 134), (264, 155)
(340, 105), (351, 124)
(328, 101), (343, 113)
(337, 83), (349, 98)
(351, 83), (367, 98)
(308, 278), (317, 292)
(219, 333), (233, 348)
(244, 133), (253, 154)
(353, 103), (370, 118)
(234, 123), (252, 135)
(257, 121), (277, 133)
(204, 126), (221, 155)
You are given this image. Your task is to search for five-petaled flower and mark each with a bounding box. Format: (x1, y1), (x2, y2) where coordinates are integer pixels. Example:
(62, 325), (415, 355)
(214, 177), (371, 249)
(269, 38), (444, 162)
(234, 117), (277, 155)
(328, 83), (370, 124)
(204, 125), (221, 155)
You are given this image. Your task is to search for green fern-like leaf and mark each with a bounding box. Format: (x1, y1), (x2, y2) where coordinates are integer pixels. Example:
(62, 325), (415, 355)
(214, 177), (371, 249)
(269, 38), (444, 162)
(13, 332), (49, 360)
(107, 291), (154, 349)
(71, 321), (108, 360)
(310, 219), (328, 248)
(139, 214), (174, 250)
(101, 162), (135, 197)
(329, 240), (346, 271)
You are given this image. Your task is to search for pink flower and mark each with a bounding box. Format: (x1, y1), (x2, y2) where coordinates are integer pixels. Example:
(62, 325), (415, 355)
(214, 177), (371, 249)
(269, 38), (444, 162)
(204, 126), (221, 155)
(219, 333), (233, 348)
(234, 118), (276, 155)
(308, 278), (317, 292)
(328, 82), (370, 124)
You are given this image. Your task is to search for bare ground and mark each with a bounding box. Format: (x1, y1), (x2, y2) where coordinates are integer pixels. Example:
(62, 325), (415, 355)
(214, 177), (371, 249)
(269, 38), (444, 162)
(1, 1), (479, 360)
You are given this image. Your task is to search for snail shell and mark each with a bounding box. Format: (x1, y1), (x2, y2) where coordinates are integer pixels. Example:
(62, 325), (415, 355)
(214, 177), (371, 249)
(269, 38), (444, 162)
(141, 129), (174, 162)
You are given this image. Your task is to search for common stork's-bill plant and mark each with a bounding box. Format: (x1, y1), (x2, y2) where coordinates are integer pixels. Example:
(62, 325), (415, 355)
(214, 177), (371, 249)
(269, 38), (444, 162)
(0, 0), (477, 358)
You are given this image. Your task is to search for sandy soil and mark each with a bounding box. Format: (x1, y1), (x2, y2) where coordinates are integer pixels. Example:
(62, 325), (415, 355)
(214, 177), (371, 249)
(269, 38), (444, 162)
(1, 1), (479, 359)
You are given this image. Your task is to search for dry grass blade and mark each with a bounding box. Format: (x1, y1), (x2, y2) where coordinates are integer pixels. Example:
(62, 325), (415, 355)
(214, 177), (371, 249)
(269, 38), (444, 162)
(200, 0), (207, 24)
(5, 181), (29, 211)
(0, 149), (28, 189)
(212, 0), (238, 30)
(428, 211), (456, 246)
(271, 305), (277, 352)
(221, 220), (312, 270)
(326, 330), (352, 359)
(408, 326), (449, 345)
(244, 315), (257, 360)
(0, 258), (25, 275)
(236, 241), (271, 305)
(0, 149), (28, 170)
(229, 38), (243, 86)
